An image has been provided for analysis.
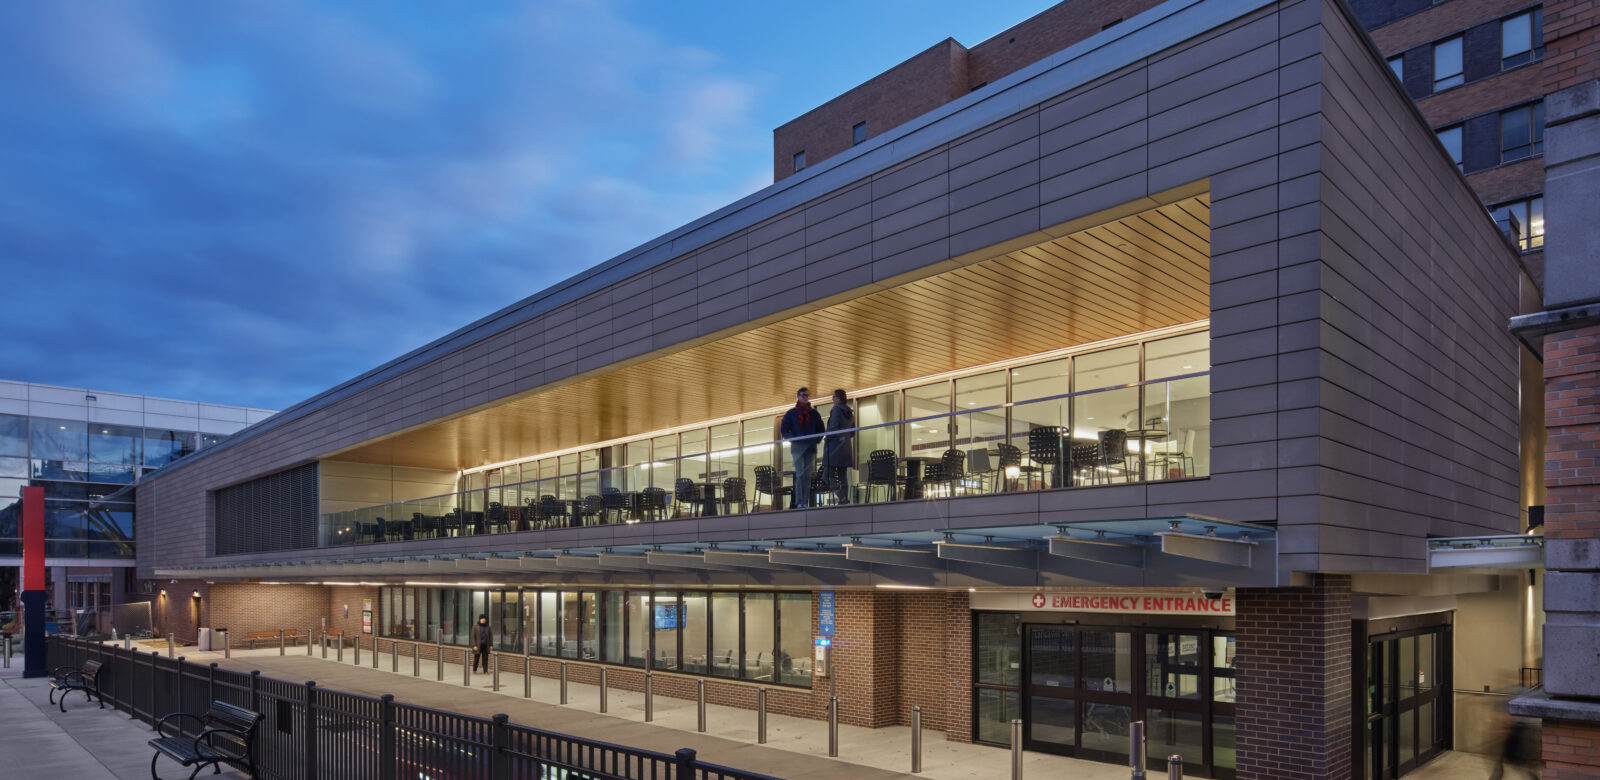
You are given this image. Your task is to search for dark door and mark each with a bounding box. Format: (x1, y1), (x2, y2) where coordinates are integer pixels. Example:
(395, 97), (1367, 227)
(1023, 626), (1077, 752)
(1367, 628), (1448, 778)
(1021, 626), (1137, 763)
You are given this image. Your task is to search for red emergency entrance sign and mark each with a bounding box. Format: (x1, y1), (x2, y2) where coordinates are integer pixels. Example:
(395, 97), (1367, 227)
(972, 591), (1235, 616)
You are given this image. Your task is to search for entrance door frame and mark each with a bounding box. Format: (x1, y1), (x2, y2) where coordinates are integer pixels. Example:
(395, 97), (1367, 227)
(1017, 619), (1235, 778)
(1353, 614), (1453, 780)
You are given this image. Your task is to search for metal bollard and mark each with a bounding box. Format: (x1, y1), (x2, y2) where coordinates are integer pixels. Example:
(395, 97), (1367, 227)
(911, 705), (922, 773)
(463, 647), (471, 686)
(644, 670), (653, 722)
(599, 667), (608, 712)
(1167, 755), (1183, 780)
(1130, 720), (1146, 780)
(279, 628), (286, 656)
(1011, 719), (1024, 780)
(697, 679), (707, 733)
(308, 627), (314, 656)
(757, 688), (767, 744)
(523, 654), (532, 699)
(222, 628), (230, 659)
(337, 632), (344, 663)
(123, 635), (131, 651)
(389, 639), (396, 672)
(436, 639), (443, 681)
(322, 631), (328, 659)
(353, 634), (361, 666)
(168, 633), (175, 658)
(828, 696), (839, 757)
(560, 662), (569, 705)
(2, 635), (9, 668)
(492, 651), (500, 691)
(412, 642), (419, 677)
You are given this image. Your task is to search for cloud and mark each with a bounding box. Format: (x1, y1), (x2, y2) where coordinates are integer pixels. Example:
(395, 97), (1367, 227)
(0, 0), (770, 409)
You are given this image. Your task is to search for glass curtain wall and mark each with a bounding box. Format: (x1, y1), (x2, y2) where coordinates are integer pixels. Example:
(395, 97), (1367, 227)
(381, 585), (814, 688)
(320, 329), (1212, 545)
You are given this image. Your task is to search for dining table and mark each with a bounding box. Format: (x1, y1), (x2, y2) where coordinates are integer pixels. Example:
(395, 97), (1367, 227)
(898, 456), (938, 500)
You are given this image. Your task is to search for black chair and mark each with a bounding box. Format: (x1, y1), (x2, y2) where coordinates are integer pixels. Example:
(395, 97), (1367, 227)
(602, 488), (627, 523)
(524, 499), (545, 530)
(921, 462), (945, 499)
(1070, 442), (1101, 486)
(540, 495), (569, 528)
(808, 470), (832, 507)
(939, 448), (967, 496)
(1099, 429), (1133, 483)
(581, 495), (604, 525)
(674, 478), (702, 518)
(754, 466), (791, 510)
(640, 487), (668, 521)
(411, 512), (438, 539)
(995, 442), (1024, 492)
(487, 503), (510, 534)
(1028, 426), (1067, 488)
(866, 450), (901, 502)
(721, 477), (748, 514)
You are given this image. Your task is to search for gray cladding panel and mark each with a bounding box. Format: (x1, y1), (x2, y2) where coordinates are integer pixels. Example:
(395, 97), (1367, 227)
(136, 0), (1523, 580)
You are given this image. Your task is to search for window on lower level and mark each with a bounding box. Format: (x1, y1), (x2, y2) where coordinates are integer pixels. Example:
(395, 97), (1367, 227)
(852, 122), (866, 145)
(793, 150), (805, 172)
(1501, 102), (1545, 163)
(1502, 10), (1545, 70)
(1491, 195), (1545, 251)
(1436, 125), (1463, 170)
(1388, 55), (1404, 80)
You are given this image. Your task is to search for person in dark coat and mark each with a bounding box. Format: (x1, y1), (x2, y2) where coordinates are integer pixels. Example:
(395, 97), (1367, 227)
(824, 389), (855, 505)
(780, 387), (826, 508)
(472, 614), (491, 673)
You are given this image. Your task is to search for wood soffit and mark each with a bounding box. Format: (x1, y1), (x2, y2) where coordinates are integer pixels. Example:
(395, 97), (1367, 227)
(331, 195), (1211, 471)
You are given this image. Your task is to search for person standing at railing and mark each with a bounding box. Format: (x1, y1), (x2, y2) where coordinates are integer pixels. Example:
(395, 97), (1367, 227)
(824, 389), (855, 505)
(472, 615), (491, 674)
(781, 387), (825, 509)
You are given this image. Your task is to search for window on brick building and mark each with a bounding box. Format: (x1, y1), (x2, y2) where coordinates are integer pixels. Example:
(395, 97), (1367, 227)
(1502, 10), (1545, 69)
(1491, 195), (1545, 251)
(1436, 125), (1463, 170)
(1433, 37), (1463, 90)
(1501, 101), (1545, 162)
(852, 121), (866, 146)
(793, 151), (805, 172)
(1388, 55), (1403, 81)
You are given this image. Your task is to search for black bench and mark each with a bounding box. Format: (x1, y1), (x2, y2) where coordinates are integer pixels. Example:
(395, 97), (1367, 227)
(47, 658), (104, 712)
(148, 700), (261, 780)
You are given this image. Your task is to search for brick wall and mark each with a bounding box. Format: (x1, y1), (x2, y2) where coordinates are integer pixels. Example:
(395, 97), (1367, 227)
(773, 39), (967, 182)
(152, 579), (207, 643)
(1546, 0), (1600, 90)
(1541, 720), (1600, 778)
(207, 583), (333, 647)
(963, 0), (1164, 87)
(1235, 575), (1353, 780)
(1367, 0), (1537, 54)
(1543, 325), (1600, 543)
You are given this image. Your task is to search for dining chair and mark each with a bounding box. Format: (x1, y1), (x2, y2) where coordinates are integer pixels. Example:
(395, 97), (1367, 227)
(674, 478), (702, 518)
(721, 477), (748, 515)
(753, 466), (791, 510)
(866, 450), (900, 503)
(1028, 426), (1066, 488)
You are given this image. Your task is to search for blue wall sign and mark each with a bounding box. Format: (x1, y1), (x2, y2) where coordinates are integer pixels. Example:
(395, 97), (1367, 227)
(819, 591), (835, 636)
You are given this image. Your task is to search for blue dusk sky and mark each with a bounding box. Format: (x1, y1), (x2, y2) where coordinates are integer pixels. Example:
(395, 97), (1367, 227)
(0, 0), (1057, 411)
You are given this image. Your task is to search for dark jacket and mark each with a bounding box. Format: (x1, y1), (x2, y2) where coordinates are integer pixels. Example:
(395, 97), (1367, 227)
(781, 404), (826, 456)
(475, 623), (491, 646)
(824, 404), (855, 468)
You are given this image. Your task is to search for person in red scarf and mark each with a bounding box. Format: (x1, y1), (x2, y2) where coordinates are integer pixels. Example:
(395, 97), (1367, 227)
(780, 387), (826, 508)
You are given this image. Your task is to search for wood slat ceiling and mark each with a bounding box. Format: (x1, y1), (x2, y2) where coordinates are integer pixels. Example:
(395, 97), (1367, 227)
(334, 195), (1211, 471)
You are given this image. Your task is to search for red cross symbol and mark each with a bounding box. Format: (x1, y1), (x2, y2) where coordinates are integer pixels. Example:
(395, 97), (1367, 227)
(1032, 593), (1046, 608)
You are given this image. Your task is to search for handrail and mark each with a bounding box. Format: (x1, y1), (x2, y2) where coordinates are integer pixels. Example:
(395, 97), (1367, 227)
(52, 634), (778, 780)
(321, 370), (1210, 525)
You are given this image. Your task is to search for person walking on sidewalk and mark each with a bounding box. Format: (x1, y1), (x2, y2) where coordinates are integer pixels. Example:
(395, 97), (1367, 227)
(473, 615), (491, 673)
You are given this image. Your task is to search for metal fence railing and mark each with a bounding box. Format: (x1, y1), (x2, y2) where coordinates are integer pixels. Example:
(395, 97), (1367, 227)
(48, 635), (779, 780)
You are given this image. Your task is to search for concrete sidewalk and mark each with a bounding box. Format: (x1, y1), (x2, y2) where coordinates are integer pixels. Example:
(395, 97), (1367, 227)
(173, 643), (1128, 779)
(0, 669), (246, 779)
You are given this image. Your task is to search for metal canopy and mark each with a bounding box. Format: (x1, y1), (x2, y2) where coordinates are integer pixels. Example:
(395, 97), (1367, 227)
(157, 515), (1276, 586)
(1428, 534), (1545, 570)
